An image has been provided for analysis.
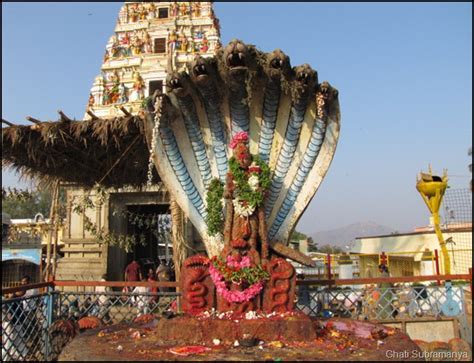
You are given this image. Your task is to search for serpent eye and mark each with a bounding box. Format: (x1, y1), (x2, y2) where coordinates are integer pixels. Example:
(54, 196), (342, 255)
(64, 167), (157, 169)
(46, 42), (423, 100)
(270, 58), (283, 69)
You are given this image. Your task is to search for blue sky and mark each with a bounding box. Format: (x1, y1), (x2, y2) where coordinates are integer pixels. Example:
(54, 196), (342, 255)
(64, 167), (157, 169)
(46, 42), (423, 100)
(2, 2), (472, 234)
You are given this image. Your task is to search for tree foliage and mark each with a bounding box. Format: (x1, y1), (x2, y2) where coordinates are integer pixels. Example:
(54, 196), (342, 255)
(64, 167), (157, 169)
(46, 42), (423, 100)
(2, 188), (53, 219)
(290, 230), (308, 241)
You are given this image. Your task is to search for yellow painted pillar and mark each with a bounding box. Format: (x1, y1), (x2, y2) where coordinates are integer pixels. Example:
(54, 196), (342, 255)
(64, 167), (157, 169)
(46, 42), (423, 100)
(416, 167), (450, 274)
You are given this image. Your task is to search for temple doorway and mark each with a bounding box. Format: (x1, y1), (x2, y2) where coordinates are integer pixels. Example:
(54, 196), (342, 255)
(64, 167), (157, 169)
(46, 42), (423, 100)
(125, 204), (172, 277)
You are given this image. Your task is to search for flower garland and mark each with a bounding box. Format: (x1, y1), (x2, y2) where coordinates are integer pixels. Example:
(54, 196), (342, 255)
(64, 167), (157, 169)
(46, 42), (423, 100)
(229, 131), (249, 149)
(146, 106), (160, 186)
(209, 256), (269, 303)
(228, 156), (271, 216)
(205, 178), (224, 236)
(232, 198), (255, 217)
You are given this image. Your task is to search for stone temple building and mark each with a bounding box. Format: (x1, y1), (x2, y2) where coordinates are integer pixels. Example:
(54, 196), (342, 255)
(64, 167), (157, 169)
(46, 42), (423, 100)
(55, 1), (221, 282)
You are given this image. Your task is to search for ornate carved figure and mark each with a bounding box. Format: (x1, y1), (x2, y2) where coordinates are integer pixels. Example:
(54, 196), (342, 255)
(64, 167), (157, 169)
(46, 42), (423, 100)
(262, 257), (296, 313)
(88, 93), (95, 108)
(118, 83), (128, 104)
(200, 35), (209, 53)
(120, 32), (130, 46)
(147, 3), (156, 19)
(138, 4), (147, 20)
(143, 32), (152, 54)
(103, 49), (109, 64)
(170, 2), (179, 17)
(119, 32), (131, 57)
(206, 132), (271, 313)
(102, 85), (111, 105)
(180, 255), (215, 314)
(108, 35), (120, 58)
(180, 36), (188, 52)
(131, 32), (143, 55)
(109, 82), (120, 104)
(129, 72), (144, 102)
(189, 39), (196, 53)
(194, 26), (203, 40)
(168, 29), (178, 53)
(179, 2), (188, 17)
(191, 2), (201, 17)
(129, 5), (138, 23)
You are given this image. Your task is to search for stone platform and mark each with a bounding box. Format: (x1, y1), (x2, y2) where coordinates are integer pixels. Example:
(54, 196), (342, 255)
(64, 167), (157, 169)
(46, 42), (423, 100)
(59, 314), (424, 361)
(153, 311), (316, 344)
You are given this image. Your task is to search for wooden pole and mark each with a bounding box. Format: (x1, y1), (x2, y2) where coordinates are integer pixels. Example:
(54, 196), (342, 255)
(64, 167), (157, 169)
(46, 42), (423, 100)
(58, 110), (72, 122)
(170, 197), (186, 282)
(52, 181), (61, 278)
(26, 116), (42, 124)
(86, 110), (99, 120)
(2, 119), (14, 126)
(45, 182), (59, 281)
(119, 106), (132, 116)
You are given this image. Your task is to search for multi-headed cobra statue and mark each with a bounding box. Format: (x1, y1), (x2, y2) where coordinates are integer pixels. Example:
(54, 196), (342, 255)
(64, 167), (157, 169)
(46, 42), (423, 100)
(144, 39), (341, 314)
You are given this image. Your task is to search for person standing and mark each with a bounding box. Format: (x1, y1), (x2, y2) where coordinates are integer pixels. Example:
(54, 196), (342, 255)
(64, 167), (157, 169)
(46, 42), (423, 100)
(11, 275), (39, 358)
(147, 268), (159, 303)
(124, 259), (142, 293)
(156, 260), (170, 293)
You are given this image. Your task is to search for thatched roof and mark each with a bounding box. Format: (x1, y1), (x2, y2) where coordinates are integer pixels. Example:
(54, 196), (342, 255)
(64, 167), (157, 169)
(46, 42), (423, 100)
(2, 114), (158, 188)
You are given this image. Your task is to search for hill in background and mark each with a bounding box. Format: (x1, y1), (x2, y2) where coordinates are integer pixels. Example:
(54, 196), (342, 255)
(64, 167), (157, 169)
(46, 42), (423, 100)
(310, 221), (397, 250)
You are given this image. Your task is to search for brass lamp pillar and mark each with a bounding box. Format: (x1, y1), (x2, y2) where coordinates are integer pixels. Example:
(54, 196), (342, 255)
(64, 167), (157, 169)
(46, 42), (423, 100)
(416, 166), (450, 274)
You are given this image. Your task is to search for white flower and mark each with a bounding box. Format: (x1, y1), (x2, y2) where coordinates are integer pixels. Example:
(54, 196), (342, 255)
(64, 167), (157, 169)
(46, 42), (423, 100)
(233, 198), (255, 217)
(245, 310), (258, 320)
(248, 174), (259, 191)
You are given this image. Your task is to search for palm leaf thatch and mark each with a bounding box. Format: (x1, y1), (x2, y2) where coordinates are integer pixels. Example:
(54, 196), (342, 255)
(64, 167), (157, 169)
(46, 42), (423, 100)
(2, 115), (157, 188)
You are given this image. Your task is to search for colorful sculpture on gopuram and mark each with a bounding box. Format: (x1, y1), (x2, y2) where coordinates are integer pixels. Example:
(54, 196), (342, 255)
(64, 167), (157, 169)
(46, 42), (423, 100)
(145, 39), (341, 318)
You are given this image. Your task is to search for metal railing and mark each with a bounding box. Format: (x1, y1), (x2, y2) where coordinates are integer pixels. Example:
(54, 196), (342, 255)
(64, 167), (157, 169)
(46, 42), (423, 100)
(296, 282), (468, 321)
(2, 291), (54, 361)
(1, 273), (471, 361)
(56, 290), (178, 325)
(2, 281), (178, 361)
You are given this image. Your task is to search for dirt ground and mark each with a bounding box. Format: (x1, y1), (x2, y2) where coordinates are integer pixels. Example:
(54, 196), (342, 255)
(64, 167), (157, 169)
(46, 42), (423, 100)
(58, 316), (424, 361)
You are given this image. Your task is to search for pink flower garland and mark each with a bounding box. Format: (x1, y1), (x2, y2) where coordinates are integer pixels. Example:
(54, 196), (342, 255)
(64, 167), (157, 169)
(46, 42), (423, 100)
(226, 255), (251, 269)
(229, 131), (249, 149)
(209, 263), (264, 303)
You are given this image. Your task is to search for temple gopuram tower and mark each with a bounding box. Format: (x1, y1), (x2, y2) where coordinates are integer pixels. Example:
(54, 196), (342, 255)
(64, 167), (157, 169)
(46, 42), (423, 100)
(85, 1), (220, 119)
(56, 2), (221, 283)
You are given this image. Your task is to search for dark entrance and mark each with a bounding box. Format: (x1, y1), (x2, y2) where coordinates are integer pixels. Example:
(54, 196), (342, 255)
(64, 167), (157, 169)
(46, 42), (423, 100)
(126, 204), (171, 277)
